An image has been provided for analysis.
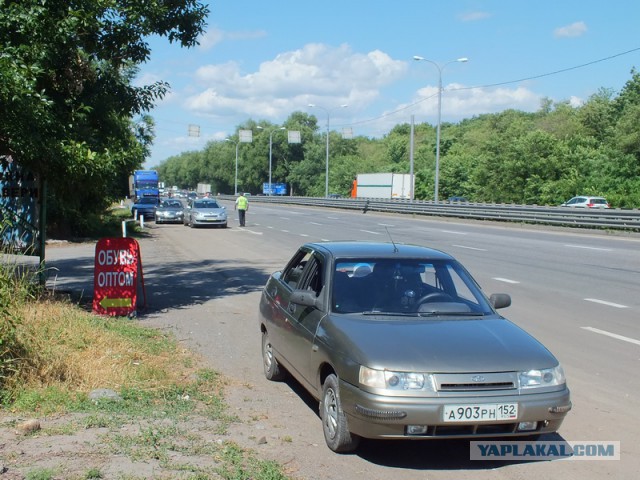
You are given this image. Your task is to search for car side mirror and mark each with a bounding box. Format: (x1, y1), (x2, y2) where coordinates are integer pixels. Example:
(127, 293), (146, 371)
(290, 290), (321, 309)
(489, 293), (511, 309)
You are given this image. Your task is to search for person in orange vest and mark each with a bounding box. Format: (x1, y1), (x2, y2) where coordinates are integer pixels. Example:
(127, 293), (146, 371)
(235, 192), (249, 227)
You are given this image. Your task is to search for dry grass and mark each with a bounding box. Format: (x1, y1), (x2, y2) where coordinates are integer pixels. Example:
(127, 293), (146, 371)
(4, 295), (202, 412)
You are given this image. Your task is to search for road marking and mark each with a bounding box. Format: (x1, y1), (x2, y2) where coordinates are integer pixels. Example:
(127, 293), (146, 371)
(442, 230), (467, 235)
(300, 234), (309, 237)
(309, 222), (323, 225)
(493, 277), (520, 284)
(581, 327), (640, 346)
(584, 298), (628, 309)
(281, 230), (289, 233)
(565, 244), (612, 252)
(452, 244), (487, 251)
(378, 223), (395, 227)
(360, 229), (382, 235)
(239, 228), (262, 235)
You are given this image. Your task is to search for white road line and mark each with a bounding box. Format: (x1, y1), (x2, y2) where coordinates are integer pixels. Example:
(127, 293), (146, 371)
(320, 238), (331, 241)
(360, 230), (382, 235)
(452, 244), (487, 251)
(309, 222), (323, 225)
(300, 234), (309, 237)
(584, 298), (628, 309)
(565, 244), (612, 252)
(442, 230), (467, 235)
(238, 229), (262, 235)
(493, 277), (520, 284)
(581, 327), (640, 346)
(378, 223), (395, 227)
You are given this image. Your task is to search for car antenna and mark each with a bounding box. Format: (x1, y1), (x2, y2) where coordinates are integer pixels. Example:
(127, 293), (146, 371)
(385, 227), (399, 253)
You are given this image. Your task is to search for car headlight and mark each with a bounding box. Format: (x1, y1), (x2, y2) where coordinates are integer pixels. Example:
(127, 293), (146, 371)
(519, 365), (565, 389)
(359, 366), (436, 392)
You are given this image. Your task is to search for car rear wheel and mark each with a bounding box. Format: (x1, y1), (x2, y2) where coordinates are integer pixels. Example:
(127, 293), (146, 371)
(262, 330), (285, 381)
(321, 374), (360, 453)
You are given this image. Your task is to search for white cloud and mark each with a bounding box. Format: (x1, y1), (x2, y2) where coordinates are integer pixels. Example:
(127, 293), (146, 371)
(183, 43), (407, 121)
(198, 27), (268, 51)
(458, 11), (491, 22)
(554, 21), (587, 38)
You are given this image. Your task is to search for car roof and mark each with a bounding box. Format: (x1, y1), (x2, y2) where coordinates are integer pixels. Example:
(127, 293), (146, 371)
(304, 241), (454, 261)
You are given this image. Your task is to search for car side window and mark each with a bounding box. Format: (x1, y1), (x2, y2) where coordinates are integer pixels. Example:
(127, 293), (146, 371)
(299, 256), (323, 297)
(282, 250), (313, 289)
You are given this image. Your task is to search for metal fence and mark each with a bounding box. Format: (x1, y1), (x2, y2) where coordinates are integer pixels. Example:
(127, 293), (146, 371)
(219, 195), (640, 232)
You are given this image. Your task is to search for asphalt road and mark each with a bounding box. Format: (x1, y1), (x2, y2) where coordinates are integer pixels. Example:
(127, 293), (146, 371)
(43, 201), (640, 480)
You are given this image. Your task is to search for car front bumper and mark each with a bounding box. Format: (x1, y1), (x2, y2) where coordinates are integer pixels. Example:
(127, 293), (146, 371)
(338, 379), (571, 440)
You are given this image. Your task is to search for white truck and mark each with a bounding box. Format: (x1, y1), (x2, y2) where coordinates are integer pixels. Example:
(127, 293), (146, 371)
(355, 173), (413, 199)
(196, 183), (212, 195)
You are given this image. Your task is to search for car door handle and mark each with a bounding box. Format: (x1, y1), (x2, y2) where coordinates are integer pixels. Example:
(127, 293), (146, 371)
(288, 303), (296, 314)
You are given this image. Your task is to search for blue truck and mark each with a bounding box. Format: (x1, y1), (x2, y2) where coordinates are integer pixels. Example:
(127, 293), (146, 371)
(129, 170), (159, 200)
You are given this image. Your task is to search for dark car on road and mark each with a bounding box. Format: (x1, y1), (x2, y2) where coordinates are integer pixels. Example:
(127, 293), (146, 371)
(155, 199), (184, 224)
(131, 197), (159, 220)
(259, 241), (571, 453)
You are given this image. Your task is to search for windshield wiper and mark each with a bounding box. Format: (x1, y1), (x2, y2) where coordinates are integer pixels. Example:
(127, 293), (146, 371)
(361, 311), (420, 317)
(417, 311), (485, 317)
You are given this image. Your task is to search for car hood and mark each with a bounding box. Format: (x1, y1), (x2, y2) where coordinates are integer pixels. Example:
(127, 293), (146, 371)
(318, 315), (558, 373)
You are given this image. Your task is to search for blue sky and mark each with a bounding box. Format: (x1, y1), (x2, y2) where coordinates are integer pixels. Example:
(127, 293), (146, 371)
(137, 1), (640, 167)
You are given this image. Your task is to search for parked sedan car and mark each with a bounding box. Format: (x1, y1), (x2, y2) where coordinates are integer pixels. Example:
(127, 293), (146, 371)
(561, 196), (610, 208)
(130, 196), (159, 219)
(183, 198), (227, 228)
(154, 199), (184, 224)
(259, 241), (571, 453)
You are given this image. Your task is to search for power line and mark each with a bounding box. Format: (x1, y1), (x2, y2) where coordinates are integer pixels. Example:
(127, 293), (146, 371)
(340, 47), (640, 129)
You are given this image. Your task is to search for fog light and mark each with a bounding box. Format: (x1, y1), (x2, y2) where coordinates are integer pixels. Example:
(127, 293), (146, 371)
(406, 425), (428, 435)
(517, 421), (538, 431)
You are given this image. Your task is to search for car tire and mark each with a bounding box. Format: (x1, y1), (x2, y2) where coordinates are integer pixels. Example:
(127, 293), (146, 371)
(321, 374), (360, 453)
(262, 330), (285, 381)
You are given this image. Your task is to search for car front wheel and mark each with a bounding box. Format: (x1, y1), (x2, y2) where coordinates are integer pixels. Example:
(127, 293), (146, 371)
(321, 374), (360, 453)
(261, 330), (285, 381)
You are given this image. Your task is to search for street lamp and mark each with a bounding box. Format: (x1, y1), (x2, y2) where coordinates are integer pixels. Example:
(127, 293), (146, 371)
(308, 103), (348, 197)
(226, 138), (240, 195)
(256, 125), (286, 195)
(413, 55), (468, 202)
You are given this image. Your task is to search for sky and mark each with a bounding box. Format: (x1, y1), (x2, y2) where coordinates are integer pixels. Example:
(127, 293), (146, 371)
(137, 1), (640, 168)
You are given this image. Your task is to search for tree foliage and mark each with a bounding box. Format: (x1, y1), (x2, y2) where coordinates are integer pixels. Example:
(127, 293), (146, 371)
(0, 0), (208, 236)
(157, 69), (640, 208)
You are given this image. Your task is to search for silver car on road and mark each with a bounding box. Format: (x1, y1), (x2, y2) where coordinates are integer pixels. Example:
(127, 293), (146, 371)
(183, 198), (227, 228)
(259, 241), (571, 453)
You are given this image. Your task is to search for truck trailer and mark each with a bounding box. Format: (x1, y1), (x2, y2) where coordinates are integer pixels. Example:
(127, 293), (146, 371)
(355, 173), (413, 199)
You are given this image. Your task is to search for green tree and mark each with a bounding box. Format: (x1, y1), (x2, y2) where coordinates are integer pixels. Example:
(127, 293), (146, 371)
(0, 0), (208, 236)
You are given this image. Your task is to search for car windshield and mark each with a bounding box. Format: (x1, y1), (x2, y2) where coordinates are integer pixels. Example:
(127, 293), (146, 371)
(194, 200), (220, 209)
(332, 258), (493, 315)
(162, 200), (182, 207)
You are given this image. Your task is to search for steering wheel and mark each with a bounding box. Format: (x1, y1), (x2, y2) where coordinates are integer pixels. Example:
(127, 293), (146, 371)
(416, 292), (454, 305)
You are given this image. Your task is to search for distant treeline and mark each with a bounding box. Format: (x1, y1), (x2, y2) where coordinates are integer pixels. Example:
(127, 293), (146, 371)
(157, 69), (640, 208)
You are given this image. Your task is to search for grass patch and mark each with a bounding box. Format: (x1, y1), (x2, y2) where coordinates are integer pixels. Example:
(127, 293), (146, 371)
(1, 207), (292, 480)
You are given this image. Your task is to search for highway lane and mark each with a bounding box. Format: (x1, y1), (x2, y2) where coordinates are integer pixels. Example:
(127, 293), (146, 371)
(44, 201), (640, 479)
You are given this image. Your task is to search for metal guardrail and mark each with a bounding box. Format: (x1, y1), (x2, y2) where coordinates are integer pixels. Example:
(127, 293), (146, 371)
(218, 195), (640, 232)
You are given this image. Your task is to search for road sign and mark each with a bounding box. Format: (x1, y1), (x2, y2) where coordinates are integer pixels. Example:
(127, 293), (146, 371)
(92, 237), (145, 316)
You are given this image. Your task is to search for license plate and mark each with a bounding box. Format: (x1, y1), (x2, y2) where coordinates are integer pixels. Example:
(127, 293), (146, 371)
(443, 403), (518, 422)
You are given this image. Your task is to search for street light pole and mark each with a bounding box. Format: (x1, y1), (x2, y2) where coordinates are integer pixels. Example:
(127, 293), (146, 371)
(257, 126), (285, 195)
(226, 138), (240, 195)
(413, 56), (468, 203)
(308, 103), (348, 197)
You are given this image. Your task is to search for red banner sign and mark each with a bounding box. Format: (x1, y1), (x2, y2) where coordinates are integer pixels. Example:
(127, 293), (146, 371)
(93, 237), (144, 316)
